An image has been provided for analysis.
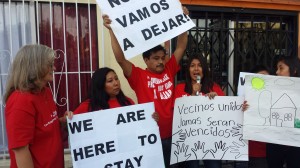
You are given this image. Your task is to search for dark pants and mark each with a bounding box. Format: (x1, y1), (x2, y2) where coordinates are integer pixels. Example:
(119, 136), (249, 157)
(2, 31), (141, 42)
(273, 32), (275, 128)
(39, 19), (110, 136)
(249, 157), (267, 168)
(180, 160), (199, 168)
(266, 143), (300, 168)
(162, 137), (178, 168)
(203, 160), (222, 168)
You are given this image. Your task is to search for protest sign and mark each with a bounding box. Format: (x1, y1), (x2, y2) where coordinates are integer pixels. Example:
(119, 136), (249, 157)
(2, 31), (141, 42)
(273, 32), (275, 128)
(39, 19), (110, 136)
(67, 102), (164, 168)
(96, 0), (195, 59)
(171, 96), (248, 164)
(238, 72), (266, 96)
(243, 74), (300, 147)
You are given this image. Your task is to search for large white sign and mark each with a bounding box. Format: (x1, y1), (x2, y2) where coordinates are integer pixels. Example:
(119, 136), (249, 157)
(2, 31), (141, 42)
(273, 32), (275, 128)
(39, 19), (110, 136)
(97, 0), (195, 59)
(171, 96), (248, 164)
(67, 102), (164, 168)
(243, 74), (300, 147)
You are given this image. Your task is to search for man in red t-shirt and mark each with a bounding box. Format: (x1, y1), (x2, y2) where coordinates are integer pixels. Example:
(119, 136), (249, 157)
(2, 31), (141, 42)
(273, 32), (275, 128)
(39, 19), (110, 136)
(102, 9), (188, 168)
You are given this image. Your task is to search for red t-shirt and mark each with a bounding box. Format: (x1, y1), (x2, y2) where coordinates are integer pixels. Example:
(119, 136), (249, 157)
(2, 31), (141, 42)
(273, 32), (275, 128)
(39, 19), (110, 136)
(127, 55), (180, 139)
(174, 82), (225, 99)
(73, 97), (135, 114)
(249, 140), (266, 157)
(5, 88), (64, 168)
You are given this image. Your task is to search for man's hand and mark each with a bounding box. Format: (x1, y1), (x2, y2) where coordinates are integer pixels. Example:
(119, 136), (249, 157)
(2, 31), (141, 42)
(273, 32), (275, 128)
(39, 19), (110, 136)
(102, 14), (112, 30)
(182, 6), (189, 16)
(152, 112), (159, 122)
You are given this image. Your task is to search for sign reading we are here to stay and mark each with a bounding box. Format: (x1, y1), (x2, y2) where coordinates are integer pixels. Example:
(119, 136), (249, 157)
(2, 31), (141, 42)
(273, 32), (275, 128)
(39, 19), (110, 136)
(97, 0), (195, 59)
(67, 102), (164, 168)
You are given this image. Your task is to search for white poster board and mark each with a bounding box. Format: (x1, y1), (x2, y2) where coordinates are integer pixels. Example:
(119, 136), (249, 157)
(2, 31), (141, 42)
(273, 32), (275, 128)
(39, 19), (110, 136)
(96, 0), (195, 59)
(243, 75), (300, 147)
(238, 72), (255, 96)
(171, 96), (248, 164)
(67, 102), (164, 168)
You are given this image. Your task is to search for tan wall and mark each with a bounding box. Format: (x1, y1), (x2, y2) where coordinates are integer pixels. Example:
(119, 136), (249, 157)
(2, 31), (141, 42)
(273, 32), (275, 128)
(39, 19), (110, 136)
(97, 7), (145, 103)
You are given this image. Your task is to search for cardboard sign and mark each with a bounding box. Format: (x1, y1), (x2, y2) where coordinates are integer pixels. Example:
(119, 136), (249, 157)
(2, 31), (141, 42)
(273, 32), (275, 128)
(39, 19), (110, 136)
(171, 96), (248, 164)
(67, 102), (164, 168)
(243, 74), (300, 147)
(97, 0), (195, 59)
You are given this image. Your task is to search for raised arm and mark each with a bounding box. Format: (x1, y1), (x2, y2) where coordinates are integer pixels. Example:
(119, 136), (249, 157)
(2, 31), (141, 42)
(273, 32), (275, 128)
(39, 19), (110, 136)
(103, 15), (133, 78)
(173, 7), (189, 64)
(173, 32), (188, 64)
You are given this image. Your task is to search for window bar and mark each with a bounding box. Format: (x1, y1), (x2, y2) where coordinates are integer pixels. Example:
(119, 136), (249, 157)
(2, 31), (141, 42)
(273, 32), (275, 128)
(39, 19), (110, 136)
(62, 0), (69, 112)
(9, 0), (12, 63)
(36, 0), (40, 44)
(204, 12), (208, 57)
(76, 0), (82, 103)
(49, 0), (57, 101)
(88, 0), (93, 77)
(0, 84), (3, 157)
(101, 9), (105, 66)
(22, 0), (26, 45)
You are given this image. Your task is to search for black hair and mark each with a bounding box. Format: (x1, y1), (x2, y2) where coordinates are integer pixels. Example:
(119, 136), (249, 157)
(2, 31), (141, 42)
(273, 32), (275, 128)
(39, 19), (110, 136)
(276, 56), (300, 77)
(88, 67), (132, 111)
(142, 45), (166, 59)
(250, 65), (270, 74)
(184, 55), (214, 94)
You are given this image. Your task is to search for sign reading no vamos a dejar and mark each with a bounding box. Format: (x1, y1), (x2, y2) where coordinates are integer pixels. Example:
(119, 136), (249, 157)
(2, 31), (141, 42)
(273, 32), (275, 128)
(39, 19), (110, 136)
(97, 0), (195, 59)
(67, 102), (165, 168)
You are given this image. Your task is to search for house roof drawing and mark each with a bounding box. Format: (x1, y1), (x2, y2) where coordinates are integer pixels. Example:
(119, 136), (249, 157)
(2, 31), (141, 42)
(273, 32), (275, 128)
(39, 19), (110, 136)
(271, 93), (296, 109)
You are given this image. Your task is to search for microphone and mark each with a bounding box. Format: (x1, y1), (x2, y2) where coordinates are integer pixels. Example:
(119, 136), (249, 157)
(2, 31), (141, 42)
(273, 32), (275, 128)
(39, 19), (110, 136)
(196, 75), (201, 96)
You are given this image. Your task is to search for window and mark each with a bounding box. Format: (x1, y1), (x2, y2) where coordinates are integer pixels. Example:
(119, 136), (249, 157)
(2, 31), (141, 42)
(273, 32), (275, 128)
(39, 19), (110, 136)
(0, 1), (99, 156)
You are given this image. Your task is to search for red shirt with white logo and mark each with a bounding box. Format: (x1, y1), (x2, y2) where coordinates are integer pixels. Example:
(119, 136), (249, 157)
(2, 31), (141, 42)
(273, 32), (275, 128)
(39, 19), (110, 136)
(127, 55), (180, 139)
(5, 88), (64, 168)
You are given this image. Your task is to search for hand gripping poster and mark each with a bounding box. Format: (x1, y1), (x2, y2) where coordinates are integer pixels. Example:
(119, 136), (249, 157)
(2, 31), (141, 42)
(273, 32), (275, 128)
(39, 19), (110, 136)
(171, 96), (248, 165)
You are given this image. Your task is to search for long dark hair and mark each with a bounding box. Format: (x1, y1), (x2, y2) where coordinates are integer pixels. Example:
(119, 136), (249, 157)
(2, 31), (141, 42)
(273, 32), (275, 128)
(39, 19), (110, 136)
(184, 55), (214, 94)
(88, 67), (132, 111)
(276, 56), (300, 77)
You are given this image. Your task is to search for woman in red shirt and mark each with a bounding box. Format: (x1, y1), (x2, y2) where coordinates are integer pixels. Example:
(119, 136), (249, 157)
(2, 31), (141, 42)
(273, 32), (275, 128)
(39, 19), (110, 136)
(74, 67), (135, 114)
(4, 45), (64, 168)
(73, 67), (159, 122)
(174, 55), (224, 168)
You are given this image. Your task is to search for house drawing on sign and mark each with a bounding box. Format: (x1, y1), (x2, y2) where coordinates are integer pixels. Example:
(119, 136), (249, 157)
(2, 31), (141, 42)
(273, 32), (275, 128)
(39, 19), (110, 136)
(270, 93), (296, 127)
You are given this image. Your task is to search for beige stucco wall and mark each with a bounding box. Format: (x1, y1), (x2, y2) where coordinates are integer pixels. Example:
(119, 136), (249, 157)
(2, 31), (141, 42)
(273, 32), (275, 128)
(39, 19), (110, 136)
(97, 7), (146, 103)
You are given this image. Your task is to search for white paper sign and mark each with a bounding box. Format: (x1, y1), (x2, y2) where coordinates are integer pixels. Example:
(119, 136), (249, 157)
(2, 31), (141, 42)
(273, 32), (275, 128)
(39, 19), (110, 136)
(238, 72), (254, 96)
(171, 96), (248, 164)
(96, 0), (195, 59)
(67, 102), (164, 168)
(243, 75), (300, 147)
